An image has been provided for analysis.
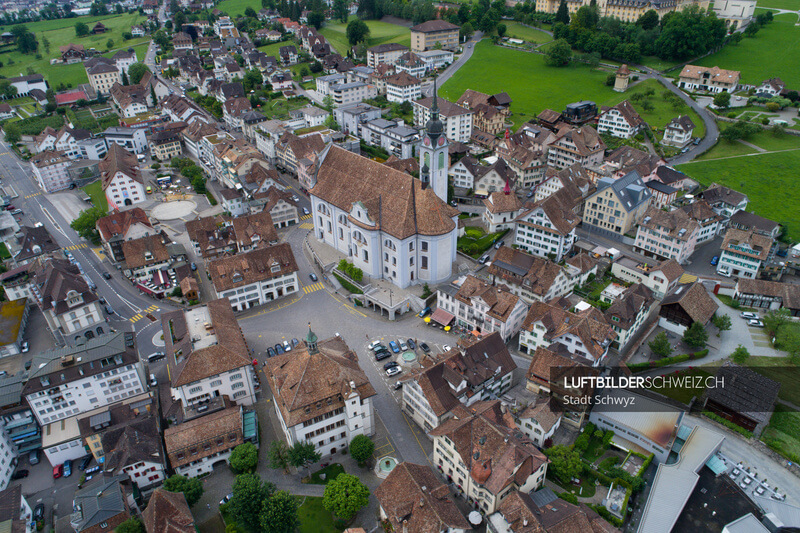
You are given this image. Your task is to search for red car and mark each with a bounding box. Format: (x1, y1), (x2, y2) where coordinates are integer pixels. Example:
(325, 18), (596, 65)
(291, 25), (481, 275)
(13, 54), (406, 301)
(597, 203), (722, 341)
(53, 464), (63, 479)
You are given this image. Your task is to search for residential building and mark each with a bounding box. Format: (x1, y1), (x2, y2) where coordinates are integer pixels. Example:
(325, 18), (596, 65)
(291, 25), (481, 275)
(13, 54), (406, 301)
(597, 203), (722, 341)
(279, 45), (298, 65)
(633, 206), (700, 264)
(173, 32), (193, 50)
(309, 145), (458, 289)
(533, 163), (592, 204)
(402, 332), (516, 431)
(516, 398), (561, 447)
(518, 300), (616, 365)
(70, 475), (132, 533)
(717, 228), (772, 279)
(436, 276), (529, 342)
(86, 61), (121, 96)
(413, 96), (472, 143)
(7, 73), (47, 96)
(0, 485), (32, 530)
(219, 189), (247, 217)
(488, 488), (613, 533)
(360, 118), (418, 159)
(385, 71), (422, 103)
(605, 283), (656, 352)
(483, 191), (523, 233)
(23, 332), (146, 465)
(149, 131), (182, 161)
(488, 247), (593, 304)
(95, 208), (155, 263)
(101, 145), (145, 209)
(729, 210), (781, 239)
(208, 244), (299, 311)
(513, 189), (579, 261)
(162, 298), (258, 411)
(410, 20), (460, 52)
(0, 421), (17, 491)
(142, 489), (195, 533)
(417, 49), (455, 69)
(222, 97), (253, 131)
(456, 90), (511, 135)
(646, 181), (678, 209)
(583, 171), (652, 240)
(276, 132), (325, 177)
(430, 400), (548, 514)
(755, 77), (785, 97)
(112, 48), (137, 74)
(678, 65), (740, 93)
(185, 211), (278, 259)
(181, 122), (218, 159)
(597, 100), (645, 139)
(704, 362), (778, 436)
(734, 278), (800, 315)
(104, 127), (148, 154)
(30, 150), (71, 193)
(662, 115), (696, 147)
(658, 282), (719, 335)
(610, 256), (684, 300)
(395, 51), (427, 78)
(375, 462), (470, 533)
(120, 233), (185, 294)
(366, 43), (408, 67)
(546, 125), (606, 169)
(681, 200), (723, 243)
(265, 328), (377, 458)
(700, 184), (748, 221)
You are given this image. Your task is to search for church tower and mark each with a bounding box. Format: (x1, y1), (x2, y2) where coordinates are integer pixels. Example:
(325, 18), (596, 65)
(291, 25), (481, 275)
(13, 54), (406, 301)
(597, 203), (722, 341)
(419, 77), (450, 203)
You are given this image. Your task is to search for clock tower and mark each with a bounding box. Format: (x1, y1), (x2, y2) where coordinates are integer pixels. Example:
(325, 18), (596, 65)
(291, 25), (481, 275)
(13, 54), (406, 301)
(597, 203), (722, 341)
(419, 77), (449, 203)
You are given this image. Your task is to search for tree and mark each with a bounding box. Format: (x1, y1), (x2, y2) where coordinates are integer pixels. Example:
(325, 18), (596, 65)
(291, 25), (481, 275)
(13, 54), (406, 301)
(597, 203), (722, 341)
(555, 0), (570, 24)
(544, 38), (572, 66)
(267, 440), (290, 473)
(349, 435), (374, 466)
(712, 314), (731, 336)
(260, 491), (299, 533)
(4, 123), (20, 144)
(245, 6), (257, 18)
(116, 518), (144, 533)
(288, 441), (321, 478)
(310, 60), (323, 73)
(230, 442), (259, 473)
(322, 473), (369, 521)
(496, 23), (507, 38)
(106, 39), (115, 50)
(122, 69), (129, 86)
(346, 19), (370, 46)
(174, 11), (186, 29)
(333, 0), (349, 22)
(636, 9), (659, 30)
(75, 21), (89, 36)
(308, 11), (324, 29)
(713, 91), (731, 108)
(12, 25), (37, 54)
(230, 474), (275, 531)
(649, 331), (673, 358)
(0, 80), (18, 99)
(776, 324), (800, 362)
(128, 63), (151, 85)
(683, 322), (708, 348)
(543, 445), (582, 484)
(763, 308), (790, 337)
(460, 22), (474, 41)
(731, 344), (750, 364)
(163, 475), (204, 506)
(70, 206), (106, 243)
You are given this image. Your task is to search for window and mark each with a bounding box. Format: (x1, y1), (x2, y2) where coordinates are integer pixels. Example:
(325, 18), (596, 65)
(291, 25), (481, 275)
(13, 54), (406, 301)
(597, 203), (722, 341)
(421, 256), (428, 270)
(421, 241), (428, 252)
(363, 249), (368, 262)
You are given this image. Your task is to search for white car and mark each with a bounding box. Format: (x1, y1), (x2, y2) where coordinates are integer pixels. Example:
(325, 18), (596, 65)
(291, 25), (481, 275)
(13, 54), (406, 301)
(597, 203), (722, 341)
(443, 344), (452, 352)
(748, 319), (764, 328)
(368, 340), (383, 351)
(399, 341), (408, 351)
(283, 340), (292, 352)
(740, 312), (760, 320)
(386, 366), (402, 377)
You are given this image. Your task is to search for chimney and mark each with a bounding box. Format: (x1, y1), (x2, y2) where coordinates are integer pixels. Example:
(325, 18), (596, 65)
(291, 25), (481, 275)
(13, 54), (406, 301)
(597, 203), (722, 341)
(523, 518), (528, 526)
(419, 498), (425, 508)
(402, 520), (408, 533)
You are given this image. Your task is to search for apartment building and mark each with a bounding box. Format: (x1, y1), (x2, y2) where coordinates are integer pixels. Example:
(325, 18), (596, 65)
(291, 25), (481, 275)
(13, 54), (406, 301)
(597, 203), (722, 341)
(366, 43), (408, 67)
(30, 150), (72, 193)
(583, 171), (652, 241)
(700, 184), (749, 221)
(717, 228), (772, 279)
(662, 115), (696, 148)
(604, 283), (656, 352)
(101, 145), (146, 209)
(265, 329), (376, 458)
(413, 96), (473, 143)
(410, 20), (460, 52)
(385, 71), (422, 103)
(95, 208), (155, 263)
(513, 188), (580, 262)
(680, 200), (723, 243)
(610, 256), (684, 300)
(516, 398), (561, 447)
(596, 100), (645, 139)
(86, 61), (121, 96)
(360, 118), (418, 159)
(546, 125), (606, 169)
(149, 131), (182, 161)
(678, 65), (740, 93)
(186, 211), (278, 259)
(634, 206), (700, 264)
(104, 127), (148, 154)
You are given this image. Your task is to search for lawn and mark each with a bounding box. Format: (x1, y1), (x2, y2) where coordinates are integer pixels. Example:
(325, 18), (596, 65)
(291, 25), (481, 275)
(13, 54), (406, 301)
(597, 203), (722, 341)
(0, 242), (10, 260)
(216, 0), (260, 16)
(0, 13), (149, 89)
(755, 0), (800, 9)
(608, 79), (706, 137)
(457, 227), (508, 258)
(256, 41), (286, 57)
(82, 180), (107, 212)
(693, 128), (800, 161)
(695, 13), (800, 89)
(647, 368), (713, 404)
(762, 404), (800, 463)
(745, 356), (800, 405)
(503, 21), (553, 44)
(638, 55), (685, 72)
(319, 17), (410, 56)
(309, 463), (345, 485)
(296, 496), (342, 533)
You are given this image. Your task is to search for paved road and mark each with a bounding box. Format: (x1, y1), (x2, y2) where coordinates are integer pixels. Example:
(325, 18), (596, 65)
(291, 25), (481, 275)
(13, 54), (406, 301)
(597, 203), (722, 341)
(426, 33), (483, 97)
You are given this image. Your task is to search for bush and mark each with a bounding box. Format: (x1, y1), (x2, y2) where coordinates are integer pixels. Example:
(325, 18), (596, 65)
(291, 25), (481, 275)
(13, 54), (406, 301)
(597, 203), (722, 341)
(766, 102), (780, 112)
(703, 411), (753, 438)
(559, 492), (578, 504)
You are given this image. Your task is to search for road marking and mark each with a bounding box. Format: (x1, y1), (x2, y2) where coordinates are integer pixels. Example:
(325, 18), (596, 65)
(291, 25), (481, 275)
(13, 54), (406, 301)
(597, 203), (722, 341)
(65, 243), (88, 251)
(300, 213), (312, 220)
(24, 192), (41, 199)
(302, 282), (324, 294)
(130, 304), (159, 323)
(299, 222), (313, 229)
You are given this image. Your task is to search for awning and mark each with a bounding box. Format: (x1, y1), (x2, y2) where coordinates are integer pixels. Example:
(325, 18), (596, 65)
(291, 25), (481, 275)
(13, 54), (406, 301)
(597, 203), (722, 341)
(706, 455), (727, 475)
(152, 270), (169, 286)
(137, 283), (156, 296)
(430, 308), (455, 326)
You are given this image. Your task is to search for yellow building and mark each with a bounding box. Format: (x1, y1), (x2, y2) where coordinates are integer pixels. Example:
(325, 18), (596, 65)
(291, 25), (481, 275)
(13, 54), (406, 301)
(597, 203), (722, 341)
(410, 20), (460, 52)
(539, 0), (711, 22)
(86, 61), (121, 96)
(149, 131), (182, 161)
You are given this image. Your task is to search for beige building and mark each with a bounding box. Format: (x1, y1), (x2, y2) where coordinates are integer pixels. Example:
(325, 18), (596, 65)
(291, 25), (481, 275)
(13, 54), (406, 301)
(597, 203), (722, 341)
(538, 0), (711, 22)
(86, 62), (121, 96)
(149, 131), (182, 161)
(678, 65), (741, 94)
(410, 20), (460, 52)
(583, 171), (652, 240)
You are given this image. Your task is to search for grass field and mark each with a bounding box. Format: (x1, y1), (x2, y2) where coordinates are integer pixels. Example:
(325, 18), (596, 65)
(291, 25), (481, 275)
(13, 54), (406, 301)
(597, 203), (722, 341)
(744, 356), (800, 405)
(762, 404), (800, 463)
(0, 13), (149, 88)
(755, 0), (800, 9)
(503, 21), (553, 44)
(320, 17), (410, 56)
(309, 463), (344, 485)
(677, 130), (800, 239)
(441, 40), (704, 131)
(215, 0), (260, 16)
(695, 13), (800, 89)
(82, 180), (107, 212)
(296, 496), (342, 533)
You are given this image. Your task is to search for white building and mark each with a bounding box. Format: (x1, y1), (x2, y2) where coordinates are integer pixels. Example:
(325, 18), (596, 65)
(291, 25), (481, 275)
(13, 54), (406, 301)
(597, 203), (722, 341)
(610, 256), (684, 300)
(101, 145), (146, 209)
(513, 189), (580, 262)
(713, 0), (756, 30)
(516, 398), (561, 447)
(385, 71), (422, 103)
(413, 96), (472, 143)
(103, 127), (148, 154)
(662, 115), (695, 148)
(717, 228), (772, 279)
(483, 191), (523, 234)
(330, 82), (377, 107)
(334, 103), (382, 136)
(596, 100), (645, 139)
(30, 150), (72, 193)
(0, 428), (17, 491)
(417, 49), (454, 69)
(265, 330), (376, 458)
(366, 43), (408, 67)
(604, 283), (656, 352)
(360, 118), (419, 160)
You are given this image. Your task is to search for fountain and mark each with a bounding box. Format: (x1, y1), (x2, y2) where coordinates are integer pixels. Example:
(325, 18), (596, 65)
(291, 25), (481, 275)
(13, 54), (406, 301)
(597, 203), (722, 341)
(401, 351), (417, 364)
(374, 456), (398, 479)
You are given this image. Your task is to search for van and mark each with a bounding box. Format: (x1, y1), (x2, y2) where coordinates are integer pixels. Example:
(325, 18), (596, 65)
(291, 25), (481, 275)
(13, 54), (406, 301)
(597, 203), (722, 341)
(147, 352), (165, 363)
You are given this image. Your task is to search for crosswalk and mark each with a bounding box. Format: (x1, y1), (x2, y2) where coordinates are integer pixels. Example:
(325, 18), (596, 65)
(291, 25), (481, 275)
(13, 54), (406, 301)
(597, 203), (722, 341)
(303, 282), (324, 294)
(64, 243), (88, 251)
(299, 222), (313, 229)
(130, 304), (160, 323)
(24, 192), (41, 199)
(300, 213), (312, 220)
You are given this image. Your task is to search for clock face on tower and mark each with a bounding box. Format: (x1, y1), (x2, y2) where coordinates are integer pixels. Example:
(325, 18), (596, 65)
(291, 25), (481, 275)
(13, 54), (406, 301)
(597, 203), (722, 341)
(438, 137), (446, 146)
(424, 137), (431, 146)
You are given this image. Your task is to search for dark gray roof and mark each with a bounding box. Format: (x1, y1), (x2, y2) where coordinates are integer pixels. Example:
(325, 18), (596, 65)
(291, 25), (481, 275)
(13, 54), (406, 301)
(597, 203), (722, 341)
(596, 170), (651, 213)
(705, 363), (780, 424)
(0, 373), (25, 410)
(15, 225), (60, 261)
(729, 210), (779, 234)
(701, 185), (748, 207)
(655, 166), (688, 186)
(528, 487), (559, 508)
(72, 475), (128, 531)
(646, 180), (677, 195)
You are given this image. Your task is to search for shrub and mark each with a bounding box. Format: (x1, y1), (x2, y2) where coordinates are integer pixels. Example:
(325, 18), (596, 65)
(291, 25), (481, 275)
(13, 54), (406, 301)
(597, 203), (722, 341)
(703, 411), (753, 438)
(559, 492), (578, 504)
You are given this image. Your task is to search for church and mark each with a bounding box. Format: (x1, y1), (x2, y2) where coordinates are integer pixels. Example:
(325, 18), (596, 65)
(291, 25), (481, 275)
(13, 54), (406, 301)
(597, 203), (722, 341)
(307, 89), (458, 289)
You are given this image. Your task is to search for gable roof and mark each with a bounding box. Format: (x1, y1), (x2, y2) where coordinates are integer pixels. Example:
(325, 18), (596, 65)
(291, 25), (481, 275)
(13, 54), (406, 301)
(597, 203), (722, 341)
(639, 205), (700, 242)
(661, 282), (718, 324)
(600, 100), (644, 128)
(101, 144), (140, 189)
(209, 243), (298, 292)
(454, 275), (522, 324)
(667, 115), (695, 132)
(701, 184), (747, 207)
(488, 247), (568, 298)
(522, 301), (616, 361)
(142, 489), (195, 533)
(14, 225), (60, 261)
(705, 362), (779, 423)
(163, 406), (243, 468)
(721, 228), (772, 262)
(121, 233), (171, 270)
(72, 475), (129, 532)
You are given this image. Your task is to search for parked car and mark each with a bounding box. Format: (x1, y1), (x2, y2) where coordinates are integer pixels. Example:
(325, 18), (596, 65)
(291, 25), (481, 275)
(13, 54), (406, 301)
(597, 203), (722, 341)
(479, 255), (490, 264)
(12, 469), (28, 479)
(717, 267), (731, 277)
(24, 361), (31, 370)
(20, 341), (29, 353)
(418, 306), (431, 318)
(368, 340), (383, 350)
(147, 352), (165, 363)
(291, 338), (299, 348)
(291, 195), (300, 202)
(283, 340), (292, 352)
(302, 207), (310, 215)
(748, 319), (764, 328)
(375, 350), (391, 361)
(105, 305), (115, 315)
(386, 366), (402, 377)
(52, 464), (63, 479)
(29, 450), (39, 465)
(740, 312), (760, 320)
(33, 504), (44, 521)
(399, 341), (408, 351)
(149, 374), (157, 387)
(406, 338), (416, 350)
(710, 256), (719, 266)
(419, 342), (430, 353)
(102, 271), (112, 280)
(220, 493), (234, 506)
(309, 273), (318, 282)
(267, 347), (276, 357)
(63, 460), (72, 477)
(443, 344), (452, 352)
(79, 455), (92, 471)
(383, 361), (399, 370)
(191, 262), (198, 271)
(275, 344), (284, 355)
(389, 341), (400, 353)
(394, 381), (403, 390)
(494, 240), (505, 249)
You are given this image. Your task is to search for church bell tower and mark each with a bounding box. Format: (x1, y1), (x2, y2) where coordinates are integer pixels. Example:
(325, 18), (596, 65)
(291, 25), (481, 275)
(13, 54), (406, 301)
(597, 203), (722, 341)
(419, 77), (449, 203)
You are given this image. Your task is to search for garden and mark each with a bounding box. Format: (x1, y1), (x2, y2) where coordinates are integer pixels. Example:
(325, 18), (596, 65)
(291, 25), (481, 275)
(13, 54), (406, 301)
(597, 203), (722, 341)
(456, 226), (507, 258)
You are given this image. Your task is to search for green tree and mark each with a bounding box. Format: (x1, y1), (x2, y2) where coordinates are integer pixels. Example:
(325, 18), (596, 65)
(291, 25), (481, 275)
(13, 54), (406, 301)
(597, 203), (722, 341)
(75, 21), (89, 36)
(460, 21), (474, 41)
(731, 344), (750, 364)
(0, 80), (18, 100)
(333, 0), (349, 22)
(163, 475), (204, 506)
(496, 23), (506, 38)
(636, 9), (659, 30)
(322, 473), (369, 521)
(776, 324), (800, 362)
(115, 518), (144, 533)
(128, 63), (151, 85)
(763, 308), (790, 337)
(230, 474), (275, 530)
(712, 314), (731, 336)
(243, 68), (263, 92)
(288, 440), (321, 478)
(649, 331), (673, 357)
(544, 38), (572, 66)
(349, 435), (374, 466)
(346, 19), (370, 46)
(555, 0), (570, 24)
(260, 491), (299, 533)
(106, 39), (115, 50)
(308, 11), (325, 29)
(4, 123), (21, 144)
(683, 322), (708, 348)
(245, 6), (257, 18)
(267, 440), (290, 473)
(543, 445), (582, 484)
(12, 25), (37, 54)
(713, 91), (731, 108)
(69, 206), (106, 244)
(230, 442), (259, 473)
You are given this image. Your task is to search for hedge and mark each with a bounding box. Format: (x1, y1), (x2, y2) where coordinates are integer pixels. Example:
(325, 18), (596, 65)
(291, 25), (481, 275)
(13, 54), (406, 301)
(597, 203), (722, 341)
(703, 411), (753, 439)
(333, 273), (363, 294)
(558, 492), (578, 504)
(628, 349), (710, 373)
(639, 453), (655, 476)
(591, 504), (624, 527)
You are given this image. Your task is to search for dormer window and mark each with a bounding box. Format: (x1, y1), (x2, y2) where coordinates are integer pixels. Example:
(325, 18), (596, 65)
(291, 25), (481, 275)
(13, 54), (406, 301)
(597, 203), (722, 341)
(271, 264), (281, 273)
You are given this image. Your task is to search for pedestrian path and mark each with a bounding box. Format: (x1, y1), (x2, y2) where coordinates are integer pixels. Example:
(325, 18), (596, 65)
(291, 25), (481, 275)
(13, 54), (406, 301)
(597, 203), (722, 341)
(130, 304), (160, 323)
(303, 282), (324, 294)
(64, 243), (88, 251)
(24, 192), (41, 199)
